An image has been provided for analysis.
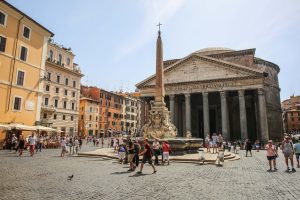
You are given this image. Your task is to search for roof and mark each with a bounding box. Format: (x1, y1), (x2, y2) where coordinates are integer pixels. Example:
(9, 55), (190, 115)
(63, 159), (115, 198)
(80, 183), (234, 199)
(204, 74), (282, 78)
(1, 1), (54, 37)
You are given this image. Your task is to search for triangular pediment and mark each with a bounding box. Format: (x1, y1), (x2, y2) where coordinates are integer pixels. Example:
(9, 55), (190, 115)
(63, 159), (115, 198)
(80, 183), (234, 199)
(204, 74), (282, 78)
(136, 54), (264, 88)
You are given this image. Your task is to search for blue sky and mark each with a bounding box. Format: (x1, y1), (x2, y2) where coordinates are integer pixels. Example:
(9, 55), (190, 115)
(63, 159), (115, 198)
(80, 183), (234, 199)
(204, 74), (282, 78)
(7, 0), (300, 100)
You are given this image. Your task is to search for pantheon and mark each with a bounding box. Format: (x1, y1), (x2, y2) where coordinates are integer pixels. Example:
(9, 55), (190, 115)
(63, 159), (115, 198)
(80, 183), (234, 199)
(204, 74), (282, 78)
(136, 47), (283, 142)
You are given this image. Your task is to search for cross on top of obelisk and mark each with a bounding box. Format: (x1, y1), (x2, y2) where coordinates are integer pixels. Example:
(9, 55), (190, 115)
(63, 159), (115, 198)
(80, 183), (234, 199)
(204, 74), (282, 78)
(157, 22), (162, 34)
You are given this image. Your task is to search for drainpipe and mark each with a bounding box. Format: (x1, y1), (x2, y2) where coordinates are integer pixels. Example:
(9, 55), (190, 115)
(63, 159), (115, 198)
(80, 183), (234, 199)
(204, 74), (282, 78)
(6, 15), (24, 112)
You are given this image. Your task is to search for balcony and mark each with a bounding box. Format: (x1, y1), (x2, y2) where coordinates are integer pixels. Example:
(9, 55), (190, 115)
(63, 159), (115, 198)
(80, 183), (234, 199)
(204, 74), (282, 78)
(41, 104), (56, 114)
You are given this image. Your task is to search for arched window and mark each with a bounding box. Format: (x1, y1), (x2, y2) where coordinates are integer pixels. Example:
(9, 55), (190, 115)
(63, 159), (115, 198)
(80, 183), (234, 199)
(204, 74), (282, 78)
(66, 58), (70, 66)
(49, 50), (53, 61)
(58, 54), (62, 65)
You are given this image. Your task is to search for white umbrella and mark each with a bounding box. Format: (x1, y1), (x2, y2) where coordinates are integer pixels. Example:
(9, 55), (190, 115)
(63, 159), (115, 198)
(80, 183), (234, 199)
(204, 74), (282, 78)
(0, 124), (11, 130)
(35, 125), (56, 132)
(8, 123), (37, 131)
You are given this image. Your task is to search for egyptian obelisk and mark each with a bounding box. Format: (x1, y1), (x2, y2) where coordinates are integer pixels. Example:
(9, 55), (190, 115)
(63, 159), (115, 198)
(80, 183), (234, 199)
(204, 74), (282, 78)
(141, 23), (177, 139)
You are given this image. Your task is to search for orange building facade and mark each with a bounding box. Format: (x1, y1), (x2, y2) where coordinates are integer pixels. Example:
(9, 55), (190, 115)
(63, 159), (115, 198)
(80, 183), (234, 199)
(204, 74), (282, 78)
(282, 95), (300, 133)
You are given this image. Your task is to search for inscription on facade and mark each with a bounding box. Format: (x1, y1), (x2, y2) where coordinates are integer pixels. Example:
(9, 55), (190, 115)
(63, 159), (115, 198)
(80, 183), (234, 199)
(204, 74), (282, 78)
(165, 82), (236, 91)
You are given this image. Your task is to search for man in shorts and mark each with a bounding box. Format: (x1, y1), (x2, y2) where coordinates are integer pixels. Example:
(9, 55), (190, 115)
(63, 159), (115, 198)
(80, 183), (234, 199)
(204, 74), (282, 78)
(294, 140), (300, 168)
(281, 136), (296, 172)
(127, 139), (135, 171)
(137, 138), (157, 174)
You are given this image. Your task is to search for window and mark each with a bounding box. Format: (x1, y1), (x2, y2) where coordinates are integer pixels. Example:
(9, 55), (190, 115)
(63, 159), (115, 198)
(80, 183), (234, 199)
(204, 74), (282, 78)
(71, 116), (74, 121)
(44, 97), (49, 106)
(63, 101), (67, 109)
(55, 87), (59, 93)
(13, 97), (22, 111)
(73, 81), (76, 88)
(71, 102), (75, 110)
(65, 78), (68, 86)
(43, 113), (47, 119)
(49, 50), (53, 61)
(0, 36), (6, 52)
(90, 115), (92, 120)
(23, 26), (31, 39)
(53, 114), (57, 120)
(72, 92), (75, 98)
(58, 54), (62, 65)
(96, 116), (98, 121)
(16, 70), (25, 86)
(67, 58), (70, 66)
(62, 115), (66, 120)
(64, 89), (68, 96)
(90, 107), (92, 112)
(45, 85), (50, 92)
(56, 75), (60, 83)
(81, 115), (83, 119)
(54, 99), (58, 108)
(47, 72), (51, 81)
(0, 11), (7, 26)
(20, 46), (28, 61)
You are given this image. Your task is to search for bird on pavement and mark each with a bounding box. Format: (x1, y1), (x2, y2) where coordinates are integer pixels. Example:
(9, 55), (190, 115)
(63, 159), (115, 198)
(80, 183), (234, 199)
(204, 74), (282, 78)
(68, 175), (74, 180)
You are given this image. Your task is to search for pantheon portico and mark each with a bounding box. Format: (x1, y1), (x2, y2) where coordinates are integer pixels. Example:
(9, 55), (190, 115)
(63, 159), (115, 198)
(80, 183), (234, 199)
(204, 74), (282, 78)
(136, 48), (283, 142)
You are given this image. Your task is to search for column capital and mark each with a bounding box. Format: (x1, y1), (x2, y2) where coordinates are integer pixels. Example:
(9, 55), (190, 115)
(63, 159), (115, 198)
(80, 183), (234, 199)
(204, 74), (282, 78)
(220, 91), (226, 98)
(184, 93), (190, 98)
(202, 92), (208, 97)
(238, 90), (245, 97)
(169, 94), (175, 100)
(258, 88), (264, 95)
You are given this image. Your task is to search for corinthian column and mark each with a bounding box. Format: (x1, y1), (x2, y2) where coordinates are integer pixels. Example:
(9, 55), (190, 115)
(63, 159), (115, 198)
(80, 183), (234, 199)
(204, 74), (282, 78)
(258, 88), (269, 142)
(185, 93), (191, 136)
(238, 90), (248, 140)
(203, 92), (210, 136)
(169, 94), (175, 124)
(220, 91), (229, 140)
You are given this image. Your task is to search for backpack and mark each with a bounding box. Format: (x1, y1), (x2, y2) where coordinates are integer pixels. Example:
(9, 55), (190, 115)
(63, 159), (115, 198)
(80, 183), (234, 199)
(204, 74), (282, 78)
(283, 142), (293, 154)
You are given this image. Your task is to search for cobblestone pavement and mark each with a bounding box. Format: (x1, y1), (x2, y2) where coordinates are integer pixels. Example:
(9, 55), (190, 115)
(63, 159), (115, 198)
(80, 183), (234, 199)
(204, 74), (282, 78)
(0, 144), (300, 200)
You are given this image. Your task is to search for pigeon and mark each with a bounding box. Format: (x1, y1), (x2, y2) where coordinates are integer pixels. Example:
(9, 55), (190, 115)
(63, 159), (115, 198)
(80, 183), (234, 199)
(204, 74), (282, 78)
(68, 175), (74, 180)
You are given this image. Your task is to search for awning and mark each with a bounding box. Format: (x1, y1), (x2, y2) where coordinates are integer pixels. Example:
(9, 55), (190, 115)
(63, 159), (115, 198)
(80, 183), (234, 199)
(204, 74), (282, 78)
(0, 124), (11, 130)
(8, 123), (37, 131)
(34, 125), (56, 132)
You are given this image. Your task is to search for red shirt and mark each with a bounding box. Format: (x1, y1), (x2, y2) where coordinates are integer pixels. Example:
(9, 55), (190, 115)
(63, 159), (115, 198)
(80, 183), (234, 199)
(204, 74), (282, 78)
(144, 143), (152, 157)
(162, 143), (170, 152)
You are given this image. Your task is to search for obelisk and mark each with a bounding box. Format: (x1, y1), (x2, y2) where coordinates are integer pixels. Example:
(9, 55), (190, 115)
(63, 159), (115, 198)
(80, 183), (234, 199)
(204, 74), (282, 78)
(155, 24), (165, 104)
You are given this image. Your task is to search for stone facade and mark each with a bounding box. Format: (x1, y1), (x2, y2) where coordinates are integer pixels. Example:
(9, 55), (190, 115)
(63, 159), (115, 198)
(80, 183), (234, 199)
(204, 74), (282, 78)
(136, 48), (283, 142)
(282, 95), (300, 133)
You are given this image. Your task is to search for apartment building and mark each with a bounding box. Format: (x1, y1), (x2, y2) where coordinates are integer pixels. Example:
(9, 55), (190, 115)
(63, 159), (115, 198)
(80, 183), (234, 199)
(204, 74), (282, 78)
(0, 1), (53, 139)
(282, 95), (300, 133)
(40, 42), (83, 136)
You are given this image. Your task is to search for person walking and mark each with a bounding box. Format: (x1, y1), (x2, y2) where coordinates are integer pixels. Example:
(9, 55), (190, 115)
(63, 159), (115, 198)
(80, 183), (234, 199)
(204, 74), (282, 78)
(162, 140), (170, 165)
(28, 133), (36, 157)
(266, 140), (278, 172)
(133, 140), (140, 168)
(212, 133), (218, 154)
(282, 136), (296, 172)
(127, 139), (135, 171)
(74, 137), (79, 154)
(101, 137), (104, 148)
(294, 140), (300, 168)
(18, 136), (25, 157)
(152, 139), (160, 165)
(11, 134), (18, 152)
(137, 138), (157, 174)
(36, 136), (43, 153)
(245, 139), (252, 157)
(255, 140), (260, 152)
(61, 137), (67, 157)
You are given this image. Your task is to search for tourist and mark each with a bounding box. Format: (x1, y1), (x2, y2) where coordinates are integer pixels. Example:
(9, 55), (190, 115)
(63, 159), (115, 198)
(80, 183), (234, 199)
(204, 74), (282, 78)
(162, 140), (170, 165)
(28, 133), (36, 157)
(101, 137), (104, 148)
(212, 133), (218, 154)
(11, 134), (18, 151)
(255, 140), (260, 152)
(281, 136), (296, 172)
(18, 135), (25, 157)
(61, 137), (67, 157)
(294, 140), (300, 168)
(68, 137), (73, 156)
(74, 137), (79, 154)
(133, 140), (141, 168)
(93, 137), (96, 146)
(218, 134), (224, 150)
(78, 137), (83, 150)
(127, 139), (135, 171)
(245, 139), (252, 157)
(205, 134), (210, 153)
(36, 136), (43, 152)
(118, 144), (126, 164)
(266, 140), (278, 172)
(137, 138), (157, 174)
(152, 138), (160, 165)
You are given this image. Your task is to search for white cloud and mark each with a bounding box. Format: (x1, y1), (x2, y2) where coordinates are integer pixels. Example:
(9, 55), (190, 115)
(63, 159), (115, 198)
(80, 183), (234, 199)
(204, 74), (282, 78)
(114, 0), (185, 62)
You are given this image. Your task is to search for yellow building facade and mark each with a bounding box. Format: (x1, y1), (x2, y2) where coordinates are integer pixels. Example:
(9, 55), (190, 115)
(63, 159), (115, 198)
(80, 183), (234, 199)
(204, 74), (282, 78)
(0, 1), (53, 140)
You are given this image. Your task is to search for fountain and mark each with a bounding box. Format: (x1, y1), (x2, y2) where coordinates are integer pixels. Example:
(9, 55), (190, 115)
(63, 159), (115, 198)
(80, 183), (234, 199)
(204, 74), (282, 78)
(140, 24), (203, 155)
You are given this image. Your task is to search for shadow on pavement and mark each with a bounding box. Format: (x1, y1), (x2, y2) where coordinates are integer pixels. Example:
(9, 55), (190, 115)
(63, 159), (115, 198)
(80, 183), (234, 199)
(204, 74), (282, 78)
(111, 171), (132, 175)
